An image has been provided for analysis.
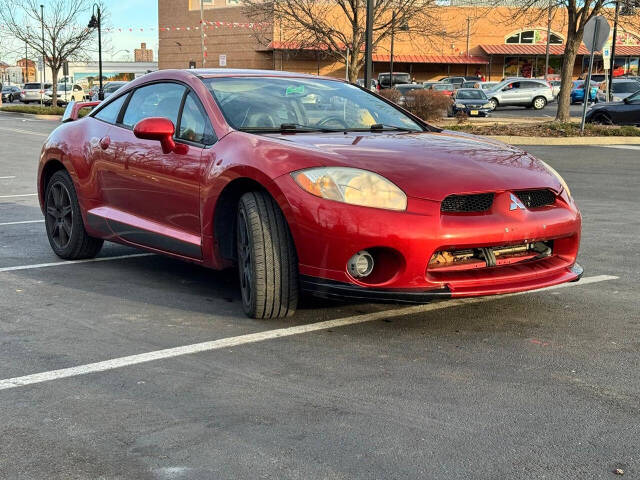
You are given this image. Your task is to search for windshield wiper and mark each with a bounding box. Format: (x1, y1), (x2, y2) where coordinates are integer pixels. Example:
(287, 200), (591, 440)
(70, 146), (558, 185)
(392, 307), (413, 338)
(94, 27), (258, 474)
(238, 123), (342, 134)
(369, 123), (418, 132)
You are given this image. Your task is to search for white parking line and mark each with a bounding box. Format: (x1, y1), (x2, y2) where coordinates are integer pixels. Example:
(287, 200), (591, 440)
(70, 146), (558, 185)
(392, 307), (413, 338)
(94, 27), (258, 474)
(598, 145), (640, 151)
(0, 193), (38, 198)
(0, 220), (44, 226)
(0, 253), (154, 273)
(0, 126), (48, 137)
(0, 176), (17, 179)
(0, 274), (618, 391)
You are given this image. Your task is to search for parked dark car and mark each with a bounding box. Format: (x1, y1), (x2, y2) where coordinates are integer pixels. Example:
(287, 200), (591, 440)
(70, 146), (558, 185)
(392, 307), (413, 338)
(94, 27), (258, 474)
(377, 72), (412, 89)
(586, 88), (640, 126)
(449, 88), (492, 117)
(440, 76), (482, 89)
(2, 85), (21, 103)
(394, 83), (425, 105)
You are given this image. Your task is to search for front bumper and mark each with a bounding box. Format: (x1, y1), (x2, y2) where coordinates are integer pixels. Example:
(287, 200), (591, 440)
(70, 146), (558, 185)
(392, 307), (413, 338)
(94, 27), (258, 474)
(275, 175), (582, 301)
(453, 106), (492, 117)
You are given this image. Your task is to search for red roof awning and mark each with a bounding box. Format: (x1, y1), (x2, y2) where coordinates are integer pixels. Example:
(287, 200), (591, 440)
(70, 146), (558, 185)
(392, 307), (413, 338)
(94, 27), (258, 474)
(480, 44), (640, 56)
(372, 54), (489, 65)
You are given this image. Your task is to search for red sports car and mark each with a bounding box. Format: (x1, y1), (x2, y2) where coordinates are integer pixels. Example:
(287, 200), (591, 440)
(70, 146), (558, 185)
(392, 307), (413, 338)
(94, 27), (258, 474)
(38, 69), (582, 318)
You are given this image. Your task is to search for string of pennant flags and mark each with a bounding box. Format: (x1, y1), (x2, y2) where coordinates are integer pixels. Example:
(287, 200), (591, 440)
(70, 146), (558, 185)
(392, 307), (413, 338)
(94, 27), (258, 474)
(0, 20), (270, 33)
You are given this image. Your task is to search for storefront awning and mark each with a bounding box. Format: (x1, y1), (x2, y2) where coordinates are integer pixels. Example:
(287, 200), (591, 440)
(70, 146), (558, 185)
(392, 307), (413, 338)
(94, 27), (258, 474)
(480, 44), (640, 56)
(372, 54), (489, 64)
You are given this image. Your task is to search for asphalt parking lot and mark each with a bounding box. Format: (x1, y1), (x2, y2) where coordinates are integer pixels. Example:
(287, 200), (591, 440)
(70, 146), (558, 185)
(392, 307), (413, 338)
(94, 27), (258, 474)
(491, 102), (588, 119)
(0, 112), (638, 479)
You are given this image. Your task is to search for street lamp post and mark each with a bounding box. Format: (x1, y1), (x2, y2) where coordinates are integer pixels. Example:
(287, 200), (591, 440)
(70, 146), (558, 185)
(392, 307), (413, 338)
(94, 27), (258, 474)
(40, 4), (45, 106)
(88, 4), (104, 100)
(364, 0), (374, 89)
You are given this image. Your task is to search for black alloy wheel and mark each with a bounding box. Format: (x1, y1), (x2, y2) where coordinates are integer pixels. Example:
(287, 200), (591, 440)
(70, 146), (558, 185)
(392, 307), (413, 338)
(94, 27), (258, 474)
(44, 170), (103, 259)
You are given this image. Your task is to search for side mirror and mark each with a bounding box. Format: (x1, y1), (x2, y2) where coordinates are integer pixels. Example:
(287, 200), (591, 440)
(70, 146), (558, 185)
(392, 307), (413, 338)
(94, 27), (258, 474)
(623, 97), (631, 104)
(133, 117), (178, 154)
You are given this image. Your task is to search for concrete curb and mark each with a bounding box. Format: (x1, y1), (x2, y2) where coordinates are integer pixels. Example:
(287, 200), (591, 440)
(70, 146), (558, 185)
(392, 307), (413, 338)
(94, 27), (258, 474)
(488, 136), (640, 145)
(0, 110), (61, 121)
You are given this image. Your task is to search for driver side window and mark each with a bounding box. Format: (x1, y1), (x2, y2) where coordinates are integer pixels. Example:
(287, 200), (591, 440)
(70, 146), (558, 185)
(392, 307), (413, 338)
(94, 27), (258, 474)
(122, 82), (186, 128)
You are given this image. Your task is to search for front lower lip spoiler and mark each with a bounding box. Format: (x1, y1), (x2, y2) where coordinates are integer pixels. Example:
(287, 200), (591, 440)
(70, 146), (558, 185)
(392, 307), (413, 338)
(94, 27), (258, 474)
(300, 275), (451, 303)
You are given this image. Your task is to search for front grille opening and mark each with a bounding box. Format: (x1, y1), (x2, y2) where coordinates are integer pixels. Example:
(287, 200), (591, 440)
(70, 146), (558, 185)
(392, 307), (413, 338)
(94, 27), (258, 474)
(441, 193), (494, 213)
(428, 241), (553, 271)
(514, 189), (556, 209)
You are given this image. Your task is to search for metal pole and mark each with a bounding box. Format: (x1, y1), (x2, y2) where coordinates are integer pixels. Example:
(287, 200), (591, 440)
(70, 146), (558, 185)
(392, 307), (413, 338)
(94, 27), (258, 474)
(390, 10), (395, 88)
(345, 48), (349, 81)
(608, 0), (619, 102)
(40, 4), (45, 106)
(544, 0), (552, 80)
(24, 41), (28, 83)
(97, 6), (103, 100)
(465, 16), (470, 76)
(200, 0), (206, 67)
(364, 0), (374, 89)
(580, 20), (599, 134)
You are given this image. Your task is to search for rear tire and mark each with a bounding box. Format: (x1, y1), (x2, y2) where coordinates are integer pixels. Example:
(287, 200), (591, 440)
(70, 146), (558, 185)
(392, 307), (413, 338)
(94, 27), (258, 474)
(488, 98), (498, 110)
(44, 170), (103, 259)
(532, 96), (547, 110)
(236, 191), (298, 319)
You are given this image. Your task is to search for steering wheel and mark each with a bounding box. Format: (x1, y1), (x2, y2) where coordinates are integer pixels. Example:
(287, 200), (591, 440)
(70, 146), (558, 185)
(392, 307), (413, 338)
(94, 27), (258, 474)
(317, 116), (349, 129)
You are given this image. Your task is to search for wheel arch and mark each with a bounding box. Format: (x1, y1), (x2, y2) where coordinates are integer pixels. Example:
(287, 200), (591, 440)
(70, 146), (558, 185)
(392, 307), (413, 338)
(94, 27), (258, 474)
(38, 158), (68, 213)
(209, 171), (296, 265)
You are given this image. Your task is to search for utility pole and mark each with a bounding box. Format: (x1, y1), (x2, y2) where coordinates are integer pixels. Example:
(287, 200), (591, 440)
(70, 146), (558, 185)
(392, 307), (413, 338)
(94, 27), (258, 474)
(40, 4), (45, 106)
(608, 0), (620, 101)
(465, 16), (470, 76)
(200, 0), (206, 67)
(544, 0), (552, 80)
(364, 0), (374, 89)
(390, 11), (395, 88)
(24, 41), (28, 83)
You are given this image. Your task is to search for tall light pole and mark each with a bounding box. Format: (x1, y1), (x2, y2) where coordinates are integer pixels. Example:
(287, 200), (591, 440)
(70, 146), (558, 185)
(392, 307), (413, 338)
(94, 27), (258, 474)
(608, 0), (620, 101)
(200, 0), (206, 67)
(88, 4), (104, 100)
(465, 16), (470, 76)
(544, 0), (552, 81)
(364, 0), (374, 89)
(390, 10), (395, 87)
(40, 4), (45, 105)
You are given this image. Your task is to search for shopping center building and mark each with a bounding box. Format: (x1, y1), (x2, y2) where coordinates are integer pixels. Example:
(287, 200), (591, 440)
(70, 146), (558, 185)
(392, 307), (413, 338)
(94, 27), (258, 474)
(158, 0), (640, 81)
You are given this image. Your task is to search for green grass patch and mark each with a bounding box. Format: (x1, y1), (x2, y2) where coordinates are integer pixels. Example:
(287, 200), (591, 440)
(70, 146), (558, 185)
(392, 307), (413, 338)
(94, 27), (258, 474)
(0, 105), (66, 116)
(446, 121), (640, 137)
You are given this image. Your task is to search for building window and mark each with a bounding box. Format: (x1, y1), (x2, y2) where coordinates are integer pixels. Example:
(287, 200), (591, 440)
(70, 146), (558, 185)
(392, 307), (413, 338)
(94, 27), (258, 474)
(505, 30), (563, 45)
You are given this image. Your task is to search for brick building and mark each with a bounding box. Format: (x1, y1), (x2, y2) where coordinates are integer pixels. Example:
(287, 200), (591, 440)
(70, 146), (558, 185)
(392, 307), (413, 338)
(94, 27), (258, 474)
(134, 43), (155, 62)
(158, 0), (640, 81)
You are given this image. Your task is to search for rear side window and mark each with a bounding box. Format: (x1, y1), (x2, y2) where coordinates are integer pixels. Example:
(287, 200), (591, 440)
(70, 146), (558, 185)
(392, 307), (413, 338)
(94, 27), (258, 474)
(178, 92), (216, 145)
(122, 83), (186, 128)
(94, 95), (127, 124)
(24, 83), (40, 89)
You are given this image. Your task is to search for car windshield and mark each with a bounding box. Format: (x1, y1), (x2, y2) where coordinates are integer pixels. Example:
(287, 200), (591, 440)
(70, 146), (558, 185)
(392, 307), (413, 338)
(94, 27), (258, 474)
(57, 84), (72, 91)
(614, 82), (640, 93)
(396, 85), (421, 92)
(625, 90), (640, 102)
(203, 77), (423, 132)
(456, 90), (487, 100)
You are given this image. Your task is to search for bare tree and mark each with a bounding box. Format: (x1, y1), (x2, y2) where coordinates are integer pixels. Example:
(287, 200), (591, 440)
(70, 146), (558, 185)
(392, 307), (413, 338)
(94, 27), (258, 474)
(499, 0), (612, 122)
(242, 0), (454, 82)
(0, 0), (101, 107)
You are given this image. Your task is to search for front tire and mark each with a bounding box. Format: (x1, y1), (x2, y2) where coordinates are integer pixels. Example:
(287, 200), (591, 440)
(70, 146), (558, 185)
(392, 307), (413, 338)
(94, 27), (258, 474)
(488, 98), (498, 110)
(532, 96), (547, 110)
(236, 191), (298, 319)
(44, 170), (103, 259)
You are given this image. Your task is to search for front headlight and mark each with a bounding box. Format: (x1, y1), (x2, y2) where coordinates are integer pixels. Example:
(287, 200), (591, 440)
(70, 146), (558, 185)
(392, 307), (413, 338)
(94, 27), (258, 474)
(455, 103), (466, 109)
(613, 96), (622, 102)
(292, 167), (407, 211)
(538, 160), (571, 198)
(482, 102), (492, 108)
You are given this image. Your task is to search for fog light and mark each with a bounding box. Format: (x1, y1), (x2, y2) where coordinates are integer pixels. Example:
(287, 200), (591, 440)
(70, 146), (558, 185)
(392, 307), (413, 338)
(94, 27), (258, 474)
(348, 251), (374, 278)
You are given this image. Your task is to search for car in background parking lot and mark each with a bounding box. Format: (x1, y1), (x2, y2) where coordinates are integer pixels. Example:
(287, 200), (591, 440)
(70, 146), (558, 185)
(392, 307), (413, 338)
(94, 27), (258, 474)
(474, 81), (498, 91)
(429, 83), (455, 96)
(2, 85), (21, 103)
(21, 82), (52, 103)
(587, 88), (640, 126)
(485, 78), (553, 110)
(394, 84), (426, 105)
(439, 76), (482, 89)
(44, 83), (86, 105)
(378, 72), (411, 89)
(356, 78), (379, 91)
(596, 79), (640, 103)
(449, 88), (492, 117)
(570, 80), (598, 104)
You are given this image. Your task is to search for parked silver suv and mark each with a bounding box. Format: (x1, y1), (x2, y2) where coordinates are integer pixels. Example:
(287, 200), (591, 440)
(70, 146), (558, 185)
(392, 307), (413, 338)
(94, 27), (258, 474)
(20, 82), (52, 104)
(485, 78), (554, 110)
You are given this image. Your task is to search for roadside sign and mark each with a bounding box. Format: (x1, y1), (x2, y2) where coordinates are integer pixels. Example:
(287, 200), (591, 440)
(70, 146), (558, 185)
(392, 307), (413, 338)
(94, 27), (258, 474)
(219, 54), (227, 67)
(603, 42), (611, 70)
(582, 16), (610, 53)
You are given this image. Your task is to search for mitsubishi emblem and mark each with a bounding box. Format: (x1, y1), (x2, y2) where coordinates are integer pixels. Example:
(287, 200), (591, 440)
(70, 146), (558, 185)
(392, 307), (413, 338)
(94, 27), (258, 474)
(509, 193), (526, 211)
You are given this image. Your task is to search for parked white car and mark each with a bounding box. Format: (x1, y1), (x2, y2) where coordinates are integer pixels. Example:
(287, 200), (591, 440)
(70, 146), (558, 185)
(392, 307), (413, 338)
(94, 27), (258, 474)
(43, 83), (85, 105)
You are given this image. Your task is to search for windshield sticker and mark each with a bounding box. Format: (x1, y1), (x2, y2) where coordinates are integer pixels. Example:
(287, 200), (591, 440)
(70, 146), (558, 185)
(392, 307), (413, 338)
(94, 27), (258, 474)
(285, 85), (305, 96)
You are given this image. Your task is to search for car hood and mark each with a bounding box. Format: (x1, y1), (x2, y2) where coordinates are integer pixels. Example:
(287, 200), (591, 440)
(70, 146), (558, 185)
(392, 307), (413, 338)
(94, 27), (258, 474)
(267, 130), (561, 201)
(455, 98), (489, 105)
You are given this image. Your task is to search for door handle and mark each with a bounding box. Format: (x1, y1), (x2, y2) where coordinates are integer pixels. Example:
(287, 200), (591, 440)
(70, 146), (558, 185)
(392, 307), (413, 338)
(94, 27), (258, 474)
(100, 136), (111, 150)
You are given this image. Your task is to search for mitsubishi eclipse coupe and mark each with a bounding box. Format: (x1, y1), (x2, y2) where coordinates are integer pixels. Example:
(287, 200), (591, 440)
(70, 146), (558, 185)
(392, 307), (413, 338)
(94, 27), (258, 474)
(38, 69), (582, 318)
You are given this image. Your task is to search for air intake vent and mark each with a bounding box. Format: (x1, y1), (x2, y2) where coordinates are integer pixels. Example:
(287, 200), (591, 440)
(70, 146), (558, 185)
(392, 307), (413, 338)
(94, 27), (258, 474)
(514, 189), (556, 209)
(441, 193), (494, 213)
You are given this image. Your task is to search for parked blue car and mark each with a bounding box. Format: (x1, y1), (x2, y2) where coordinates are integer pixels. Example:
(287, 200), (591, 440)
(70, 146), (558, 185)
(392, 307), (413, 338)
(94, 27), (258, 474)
(570, 80), (598, 104)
